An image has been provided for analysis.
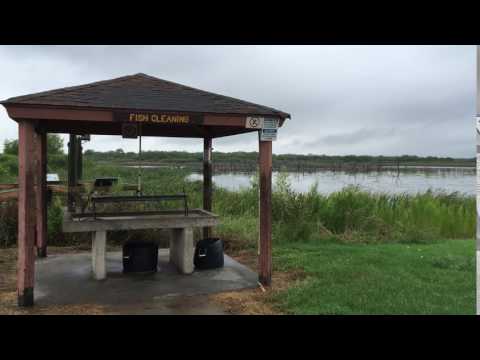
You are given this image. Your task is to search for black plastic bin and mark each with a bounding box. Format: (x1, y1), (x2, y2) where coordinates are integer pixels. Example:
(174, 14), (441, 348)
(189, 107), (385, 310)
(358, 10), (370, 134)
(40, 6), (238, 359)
(123, 241), (158, 274)
(194, 238), (224, 270)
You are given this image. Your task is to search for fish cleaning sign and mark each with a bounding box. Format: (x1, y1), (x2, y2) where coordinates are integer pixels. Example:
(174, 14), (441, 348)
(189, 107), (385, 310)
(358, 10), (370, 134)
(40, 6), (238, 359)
(114, 111), (203, 125)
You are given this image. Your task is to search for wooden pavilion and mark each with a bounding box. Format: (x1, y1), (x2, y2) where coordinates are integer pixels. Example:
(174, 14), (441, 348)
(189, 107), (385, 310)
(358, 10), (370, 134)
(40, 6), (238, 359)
(0, 73), (290, 307)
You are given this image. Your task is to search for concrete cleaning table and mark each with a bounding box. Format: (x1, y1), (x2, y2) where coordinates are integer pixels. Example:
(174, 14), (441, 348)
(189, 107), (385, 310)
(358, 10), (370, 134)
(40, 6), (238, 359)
(62, 208), (220, 280)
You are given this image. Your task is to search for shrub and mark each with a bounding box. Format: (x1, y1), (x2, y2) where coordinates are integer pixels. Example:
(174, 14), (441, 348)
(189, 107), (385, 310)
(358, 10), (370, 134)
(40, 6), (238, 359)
(0, 200), (18, 247)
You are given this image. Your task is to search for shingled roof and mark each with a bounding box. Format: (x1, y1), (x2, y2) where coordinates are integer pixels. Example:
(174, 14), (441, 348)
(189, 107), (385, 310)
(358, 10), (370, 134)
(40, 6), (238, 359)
(1, 73), (290, 118)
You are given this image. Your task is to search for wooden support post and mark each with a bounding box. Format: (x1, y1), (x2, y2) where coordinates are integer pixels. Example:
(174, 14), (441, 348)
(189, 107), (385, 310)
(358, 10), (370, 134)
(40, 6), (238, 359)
(17, 120), (37, 306)
(35, 129), (47, 258)
(258, 136), (272, 286)
(67, 134), (77, 212)
(203, 137), (213, 238)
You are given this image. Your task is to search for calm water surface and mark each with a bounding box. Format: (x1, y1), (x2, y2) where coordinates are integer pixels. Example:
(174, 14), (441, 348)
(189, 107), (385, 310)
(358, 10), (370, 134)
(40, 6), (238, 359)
(187, 168), (475, 196)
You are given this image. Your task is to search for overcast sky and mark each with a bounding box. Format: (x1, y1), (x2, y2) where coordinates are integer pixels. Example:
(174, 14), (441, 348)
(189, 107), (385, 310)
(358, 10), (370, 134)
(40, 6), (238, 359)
(0, 45), (475, 157)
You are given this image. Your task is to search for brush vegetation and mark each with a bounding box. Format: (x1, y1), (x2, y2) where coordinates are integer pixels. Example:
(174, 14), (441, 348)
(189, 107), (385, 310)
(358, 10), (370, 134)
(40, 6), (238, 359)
(0, 159), (475, 248)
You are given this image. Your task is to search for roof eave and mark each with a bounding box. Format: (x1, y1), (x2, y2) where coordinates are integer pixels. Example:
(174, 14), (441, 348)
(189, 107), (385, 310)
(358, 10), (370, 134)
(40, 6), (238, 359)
(1, 101), (290, 119)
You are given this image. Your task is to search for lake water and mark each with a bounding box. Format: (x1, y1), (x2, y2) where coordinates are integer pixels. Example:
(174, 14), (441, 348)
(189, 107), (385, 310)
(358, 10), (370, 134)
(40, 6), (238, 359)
(186, 168), (476, 196)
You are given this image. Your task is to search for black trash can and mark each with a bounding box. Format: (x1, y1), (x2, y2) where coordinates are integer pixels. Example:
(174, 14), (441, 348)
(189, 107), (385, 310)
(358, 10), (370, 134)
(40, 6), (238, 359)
(123, 241), (158, 274)
(194, 238), (224, 270)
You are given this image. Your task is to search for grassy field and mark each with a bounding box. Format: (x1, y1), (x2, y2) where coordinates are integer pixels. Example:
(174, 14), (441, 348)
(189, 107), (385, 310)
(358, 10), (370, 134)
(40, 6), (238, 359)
(0, 156), (477, 314)
(270, 239), (475, 315)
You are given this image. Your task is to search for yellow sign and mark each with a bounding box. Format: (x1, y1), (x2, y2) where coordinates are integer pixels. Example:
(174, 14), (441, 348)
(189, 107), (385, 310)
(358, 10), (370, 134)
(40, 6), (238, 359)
(114, 111), (204, 125)
(128, 113), (190, 124)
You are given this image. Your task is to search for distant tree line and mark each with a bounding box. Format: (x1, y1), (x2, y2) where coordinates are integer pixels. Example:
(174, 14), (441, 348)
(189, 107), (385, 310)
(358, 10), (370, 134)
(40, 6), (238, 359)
(83, 148), (475, 168)
(1, 135), (474, 174)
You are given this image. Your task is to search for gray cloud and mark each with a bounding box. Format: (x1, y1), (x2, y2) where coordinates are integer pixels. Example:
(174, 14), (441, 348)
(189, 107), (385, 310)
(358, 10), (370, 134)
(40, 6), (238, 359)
(319, 128), (398, 146)
(0, 45), (475, 157)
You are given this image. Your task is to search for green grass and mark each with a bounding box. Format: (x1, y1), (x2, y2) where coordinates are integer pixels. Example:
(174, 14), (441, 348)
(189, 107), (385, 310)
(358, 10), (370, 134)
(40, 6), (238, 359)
(271, 239), (476, 315)
(0, 158), (476, 314)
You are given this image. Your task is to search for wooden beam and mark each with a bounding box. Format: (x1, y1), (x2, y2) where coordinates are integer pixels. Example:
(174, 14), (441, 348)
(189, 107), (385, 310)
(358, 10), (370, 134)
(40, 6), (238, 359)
(258, 135), (272, 286)
(203, 115), (245, 127)
(6, 105), (113, 122)
(5, 105), (260, 126)
(35, 129), (47, 258)
(5, 104), (286, 130)
(0, 189), (18, 201)
(0, 184), (106, 204)
(203, 137), (213, 238)
(42, 120), (254, 138)
(17, 120), (37, 306)
(0, 183), (18, 190)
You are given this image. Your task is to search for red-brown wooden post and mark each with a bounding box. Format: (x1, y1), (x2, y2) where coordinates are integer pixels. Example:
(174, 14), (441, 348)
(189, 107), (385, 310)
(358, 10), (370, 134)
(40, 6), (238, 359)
(258, 136), (272, 286)
(35, 129), (47, 258)
(203, 137), (213, 238)
(17, 120), (37, 306)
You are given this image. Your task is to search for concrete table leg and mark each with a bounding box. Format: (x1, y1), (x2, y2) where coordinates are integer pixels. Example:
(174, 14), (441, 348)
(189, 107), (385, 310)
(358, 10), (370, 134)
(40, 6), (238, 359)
(92, 231), (106, 280)
(170, 227), (194, 274)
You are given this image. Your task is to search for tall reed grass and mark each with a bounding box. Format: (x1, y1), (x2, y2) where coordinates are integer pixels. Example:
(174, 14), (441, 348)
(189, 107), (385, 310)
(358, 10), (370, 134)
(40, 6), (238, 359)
(0, 163), (475, 248)
(214, 171), (475, 246)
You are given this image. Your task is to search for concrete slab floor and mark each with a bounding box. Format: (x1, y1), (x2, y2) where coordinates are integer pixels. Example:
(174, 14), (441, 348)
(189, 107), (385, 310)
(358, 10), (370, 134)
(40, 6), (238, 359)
(34, 249), (259, 314)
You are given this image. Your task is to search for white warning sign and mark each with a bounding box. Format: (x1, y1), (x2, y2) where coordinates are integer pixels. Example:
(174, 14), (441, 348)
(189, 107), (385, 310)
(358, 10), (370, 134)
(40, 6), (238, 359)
(248, 116), (280, 141)
(245, 117), (280, 129)
(263, 118), (279, 129)
(260, 128), (277, 141)
(246, 116), (263, 129)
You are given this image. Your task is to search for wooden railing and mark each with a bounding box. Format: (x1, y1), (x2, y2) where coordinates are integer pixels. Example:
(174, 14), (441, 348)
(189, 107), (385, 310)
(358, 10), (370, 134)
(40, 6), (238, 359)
(0, 182), (138, 203)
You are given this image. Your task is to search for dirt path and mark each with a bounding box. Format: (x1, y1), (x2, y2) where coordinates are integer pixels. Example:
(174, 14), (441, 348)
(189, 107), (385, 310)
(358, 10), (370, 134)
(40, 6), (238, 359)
(208, 249), (304, 315)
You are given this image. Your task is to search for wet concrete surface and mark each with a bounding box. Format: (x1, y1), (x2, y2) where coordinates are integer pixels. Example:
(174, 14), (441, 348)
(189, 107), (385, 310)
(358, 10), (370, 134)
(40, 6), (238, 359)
(34, 249), (258, 314)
